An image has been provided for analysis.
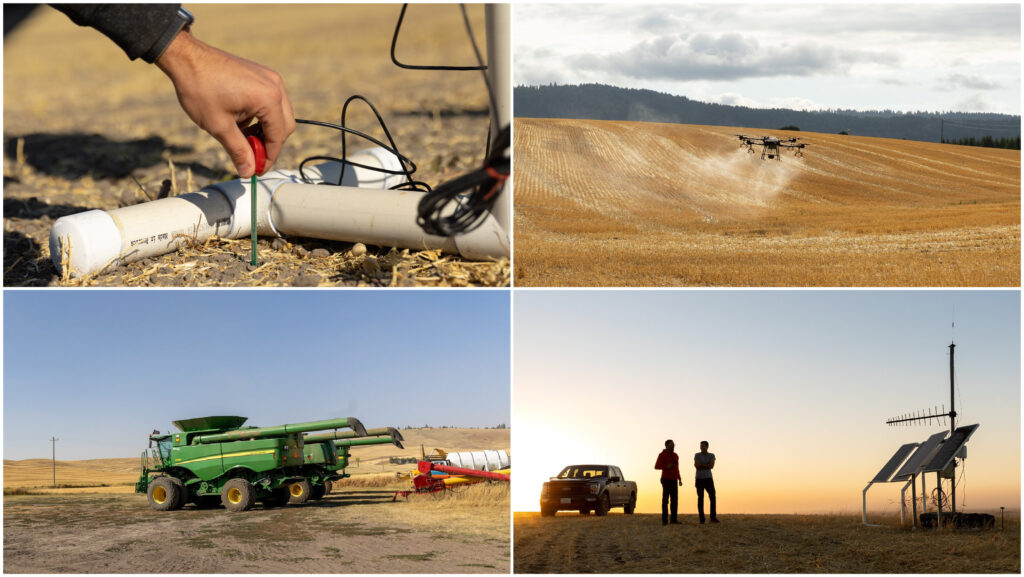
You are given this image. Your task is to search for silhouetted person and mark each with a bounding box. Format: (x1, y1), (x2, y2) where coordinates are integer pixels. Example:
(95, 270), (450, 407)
(655, 439), (682, 525)
(694, 440), (718, 523)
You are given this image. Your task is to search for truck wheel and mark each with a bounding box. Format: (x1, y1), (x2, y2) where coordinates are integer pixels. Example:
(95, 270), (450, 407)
(624, 493), (637, 514)
(540, 507), (556, 517)
(222, 478), (256, 512)
(288, 479), (312, 504)
(594, 493), (610, 516)
(262, 487), (291, 508)
(324, 480), (333, 495)
(310, 483), (326, 501)
(148, 477), (183, 511)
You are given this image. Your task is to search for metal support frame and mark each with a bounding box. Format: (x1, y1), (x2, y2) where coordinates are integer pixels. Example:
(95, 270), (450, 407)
(485, 3), (510, 234)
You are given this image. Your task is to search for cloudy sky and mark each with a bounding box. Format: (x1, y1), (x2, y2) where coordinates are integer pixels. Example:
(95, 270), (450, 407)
(514, 3), (1021, 114)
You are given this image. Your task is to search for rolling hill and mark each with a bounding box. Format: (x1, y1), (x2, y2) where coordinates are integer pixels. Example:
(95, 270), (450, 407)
(514, 118), (1020, 286)
(3, 428), (510, 492)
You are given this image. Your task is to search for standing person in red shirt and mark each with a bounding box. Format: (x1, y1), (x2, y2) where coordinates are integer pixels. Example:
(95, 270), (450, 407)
(655, 439), (682, 525)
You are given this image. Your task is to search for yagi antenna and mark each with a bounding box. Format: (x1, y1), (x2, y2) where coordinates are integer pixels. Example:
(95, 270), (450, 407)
(886, 343), (957, 435)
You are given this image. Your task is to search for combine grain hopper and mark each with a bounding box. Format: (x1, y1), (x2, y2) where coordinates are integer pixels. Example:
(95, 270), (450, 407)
(136, 415), (365, 512)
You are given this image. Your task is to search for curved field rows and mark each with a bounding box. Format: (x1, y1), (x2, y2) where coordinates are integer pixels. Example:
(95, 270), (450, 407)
(514, 118), (1020, 286)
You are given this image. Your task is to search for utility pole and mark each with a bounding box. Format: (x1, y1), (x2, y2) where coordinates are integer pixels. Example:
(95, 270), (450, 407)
(50, 436), (59, 488)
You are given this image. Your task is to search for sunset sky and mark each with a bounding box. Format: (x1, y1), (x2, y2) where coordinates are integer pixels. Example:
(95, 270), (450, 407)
(513, 290), (1019, 515)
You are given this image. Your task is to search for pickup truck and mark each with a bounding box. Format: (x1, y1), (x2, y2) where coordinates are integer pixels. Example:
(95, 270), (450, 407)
(540, 464), (637, 516)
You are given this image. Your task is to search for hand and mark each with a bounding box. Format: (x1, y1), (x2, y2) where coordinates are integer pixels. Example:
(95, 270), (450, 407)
(678, 480), (682, 487)
(156, 30), (295, 177)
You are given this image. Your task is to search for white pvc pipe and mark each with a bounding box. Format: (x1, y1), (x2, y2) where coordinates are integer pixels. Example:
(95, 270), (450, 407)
(49, 149), (509, 278)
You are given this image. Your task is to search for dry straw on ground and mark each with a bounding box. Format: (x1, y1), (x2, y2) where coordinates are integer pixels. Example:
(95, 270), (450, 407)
(514, 511), (1020, 573)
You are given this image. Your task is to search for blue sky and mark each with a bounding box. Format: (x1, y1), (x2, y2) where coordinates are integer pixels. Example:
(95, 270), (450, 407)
(515, 4), (1021, 114)
(513, 290), (1020, 513)
(4, 290), (510, 460)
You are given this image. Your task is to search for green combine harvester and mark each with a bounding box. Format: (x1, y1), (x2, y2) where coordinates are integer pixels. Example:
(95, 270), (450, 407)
(293, 427), (405, 503)
(136, 416), (366, 512)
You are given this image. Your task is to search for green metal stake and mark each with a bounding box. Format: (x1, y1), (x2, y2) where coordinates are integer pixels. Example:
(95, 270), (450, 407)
(250, 174), (258, 266)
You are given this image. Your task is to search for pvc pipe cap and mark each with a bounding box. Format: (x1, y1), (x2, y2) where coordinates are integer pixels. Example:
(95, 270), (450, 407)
(49, 210), (122, 277)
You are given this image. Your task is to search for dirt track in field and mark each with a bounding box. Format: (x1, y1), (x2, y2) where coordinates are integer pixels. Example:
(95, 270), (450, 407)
(4, 487), (509, 573)
(514, 118), (1020, 286)
(3, 5), (508, 287)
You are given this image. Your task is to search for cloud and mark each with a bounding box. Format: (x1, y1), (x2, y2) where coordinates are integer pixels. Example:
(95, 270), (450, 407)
(569, 32), (893, 82)
(938, 73), (1002, 91)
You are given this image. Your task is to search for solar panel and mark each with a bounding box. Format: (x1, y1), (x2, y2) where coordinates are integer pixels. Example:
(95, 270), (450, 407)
(922, 424), (979, 473)
(870, 443), (919, 483)
(891, 431), (948, 481)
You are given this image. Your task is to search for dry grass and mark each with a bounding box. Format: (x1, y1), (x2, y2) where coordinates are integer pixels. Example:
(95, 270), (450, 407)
(336, 474), (400, 488)
(3, 5), (508, 287)
(514, 118), (1020, 286)
(514, 511), (1020, 573)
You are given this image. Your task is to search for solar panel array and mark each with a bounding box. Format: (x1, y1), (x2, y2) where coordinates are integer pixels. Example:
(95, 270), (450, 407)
(870, 443), (919, 483)
(922, 424), (979, 473)
(891, 431), (948, 481)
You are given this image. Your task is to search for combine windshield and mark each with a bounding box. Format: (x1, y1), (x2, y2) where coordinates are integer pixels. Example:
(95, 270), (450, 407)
(557, 466), (608, 479)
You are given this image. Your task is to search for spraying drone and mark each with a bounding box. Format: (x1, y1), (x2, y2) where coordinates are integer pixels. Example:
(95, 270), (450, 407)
(735, 134), (808, 161)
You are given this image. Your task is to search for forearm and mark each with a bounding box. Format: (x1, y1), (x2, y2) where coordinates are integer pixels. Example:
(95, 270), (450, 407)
(52, 3), (184, 62)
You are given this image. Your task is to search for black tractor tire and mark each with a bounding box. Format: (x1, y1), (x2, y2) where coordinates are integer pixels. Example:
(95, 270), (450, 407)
(193, 495), (222, 509)
(167, 477), (187, 510)
(310, 483), (326, 501)
(324, 479), (333, 495)
(540, 506), (556, 517)
(624, 493), (637, 514)
(288, 479), (313, 504)
(221, 478), (256, 512)
(594, 493), (610, 516)
(262, 487), (292, 508)
(147, 477), (183, 511)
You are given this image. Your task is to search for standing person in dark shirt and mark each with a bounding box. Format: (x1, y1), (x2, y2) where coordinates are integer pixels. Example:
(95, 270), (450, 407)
(694, 440), (718, 524)
(654, 439), (682, 525)
(51, 4), (295, 178)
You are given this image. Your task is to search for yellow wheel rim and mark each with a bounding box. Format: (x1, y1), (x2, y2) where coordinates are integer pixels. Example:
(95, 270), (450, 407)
(153, 486), (167, 504)
(227, 487), (243, 504)
(290, 483), (304, 497)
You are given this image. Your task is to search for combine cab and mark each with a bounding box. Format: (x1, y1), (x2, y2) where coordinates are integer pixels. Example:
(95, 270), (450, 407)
(136, 415), (365, 512)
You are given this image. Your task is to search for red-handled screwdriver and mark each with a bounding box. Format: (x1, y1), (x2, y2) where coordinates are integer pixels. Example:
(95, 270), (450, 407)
(243, 125), (267, 266)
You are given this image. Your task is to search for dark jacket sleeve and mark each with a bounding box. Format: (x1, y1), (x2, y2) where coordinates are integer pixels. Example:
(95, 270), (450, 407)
(51, 4), (183, 63)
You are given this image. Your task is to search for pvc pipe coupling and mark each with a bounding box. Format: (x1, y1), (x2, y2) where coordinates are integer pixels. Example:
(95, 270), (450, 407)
(49, 147), (509, 278)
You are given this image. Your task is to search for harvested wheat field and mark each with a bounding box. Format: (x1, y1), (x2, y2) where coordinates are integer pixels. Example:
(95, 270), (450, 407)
(3, 428), (510, 573)
(3, 5), (508, 287)
(514, 118), (1020, 286)
(513, 512), (1020, 573)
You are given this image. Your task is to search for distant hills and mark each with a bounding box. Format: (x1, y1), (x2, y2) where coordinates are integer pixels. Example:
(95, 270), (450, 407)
(514, 83), (1021, 144)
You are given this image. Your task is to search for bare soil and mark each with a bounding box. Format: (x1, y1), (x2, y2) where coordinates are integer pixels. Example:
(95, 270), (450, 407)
(4, 487), (509, 573)
(513, 512), (1020, 573)
(3, 5), (508, 286)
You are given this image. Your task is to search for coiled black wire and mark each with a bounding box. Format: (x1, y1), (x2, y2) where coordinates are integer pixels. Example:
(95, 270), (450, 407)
(288, 3), (509, 236)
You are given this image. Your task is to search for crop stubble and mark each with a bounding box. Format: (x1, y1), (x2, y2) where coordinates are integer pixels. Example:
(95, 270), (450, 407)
(514, 118), (1020, 286)
(513, 512), (1020, 573)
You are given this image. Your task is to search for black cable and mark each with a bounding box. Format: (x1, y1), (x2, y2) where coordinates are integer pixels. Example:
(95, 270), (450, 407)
(417, 125), (509, 236)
